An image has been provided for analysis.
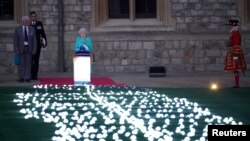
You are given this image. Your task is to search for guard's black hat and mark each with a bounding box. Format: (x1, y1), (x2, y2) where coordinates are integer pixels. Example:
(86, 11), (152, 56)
(228, 19), (240, 26)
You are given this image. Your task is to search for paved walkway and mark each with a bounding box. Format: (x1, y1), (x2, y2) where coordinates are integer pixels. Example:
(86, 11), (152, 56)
(0, 71), (249, 88)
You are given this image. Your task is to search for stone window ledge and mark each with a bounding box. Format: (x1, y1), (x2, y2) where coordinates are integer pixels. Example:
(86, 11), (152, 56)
(91, 19), (175, 32)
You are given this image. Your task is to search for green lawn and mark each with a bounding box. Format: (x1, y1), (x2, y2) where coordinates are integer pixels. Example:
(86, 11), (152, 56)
(0, 86), (249, 141)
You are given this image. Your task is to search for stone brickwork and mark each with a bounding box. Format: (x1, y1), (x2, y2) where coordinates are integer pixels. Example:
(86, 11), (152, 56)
(0, 0), (249, 74)
(91, 32), (249, 73)
(172, 0), (238, 32)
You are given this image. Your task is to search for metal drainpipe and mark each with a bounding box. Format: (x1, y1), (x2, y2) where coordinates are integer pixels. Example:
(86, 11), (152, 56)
(58, 0), (65, 72)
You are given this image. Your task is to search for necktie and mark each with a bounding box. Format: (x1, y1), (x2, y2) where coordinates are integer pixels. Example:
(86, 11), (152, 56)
(24, 27), (28, 42)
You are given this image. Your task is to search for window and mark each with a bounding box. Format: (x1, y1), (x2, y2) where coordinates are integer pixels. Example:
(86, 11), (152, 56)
(108, 0), (129, 19)
(108, 0), (156, 19)
(0, 0), (28, 23)
(135, 0), (156, 18)
(91, 0), (175, 29)
(0, 0), (14, 20)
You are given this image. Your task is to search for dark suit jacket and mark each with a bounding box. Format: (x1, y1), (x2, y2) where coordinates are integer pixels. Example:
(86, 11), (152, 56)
(13, 25), (37, 55)
(31, 21), (47, 48)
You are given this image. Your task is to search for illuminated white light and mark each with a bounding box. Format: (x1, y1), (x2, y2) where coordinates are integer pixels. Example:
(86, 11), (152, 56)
(210, 83), (218, 90)
(83, 132), (89, 138)
(130, 135), (137, 141)
(144, 114), (150, 119)
(187, 127), (195, 137)
(125, 132), (131, 137)
(24, 114), (32, 119)
(155, 126), (161, 131)
(13, 85), (244, 141)
(183, 137), (190, 141)
(189, 118), (195, 123)
(112, 133), (119, 140)
(170, 114), (176, 119)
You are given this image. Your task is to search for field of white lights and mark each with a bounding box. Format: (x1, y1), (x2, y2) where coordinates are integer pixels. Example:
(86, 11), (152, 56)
(13, 85), (243, 141)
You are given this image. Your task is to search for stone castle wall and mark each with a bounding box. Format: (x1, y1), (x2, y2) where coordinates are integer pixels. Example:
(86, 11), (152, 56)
(0, 0), (249, 74)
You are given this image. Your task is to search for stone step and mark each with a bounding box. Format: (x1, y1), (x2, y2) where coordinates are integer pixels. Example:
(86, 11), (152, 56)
(0, 33), (14, 43)
(0, 27), (16, 34)
(0, 21), (19, 34)
(0, 21), (18, 42)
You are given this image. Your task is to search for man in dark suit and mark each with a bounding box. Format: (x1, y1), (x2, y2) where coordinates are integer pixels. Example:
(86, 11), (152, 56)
(30, 11), (47, 80)
(14, 16), (37, 82)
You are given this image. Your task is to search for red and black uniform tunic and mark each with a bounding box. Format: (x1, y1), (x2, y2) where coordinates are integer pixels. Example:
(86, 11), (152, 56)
(224, 31), (247, 71)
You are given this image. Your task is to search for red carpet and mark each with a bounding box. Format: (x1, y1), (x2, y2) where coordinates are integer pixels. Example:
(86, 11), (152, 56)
(38, 77), (125, 86)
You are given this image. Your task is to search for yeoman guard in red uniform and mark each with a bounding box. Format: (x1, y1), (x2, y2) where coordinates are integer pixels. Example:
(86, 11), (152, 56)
(224, 19), (247, 88)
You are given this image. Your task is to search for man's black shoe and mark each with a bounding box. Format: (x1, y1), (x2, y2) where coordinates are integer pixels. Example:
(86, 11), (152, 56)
(31, 77), (38, 80)
(17, 79), (24, 83)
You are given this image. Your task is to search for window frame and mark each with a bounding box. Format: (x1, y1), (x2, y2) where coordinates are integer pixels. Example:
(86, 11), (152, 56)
(0, 0), (14, 20)
(91, 0), (176, 31)
(237, 0), (250, 28)
(0, 0), (28, 23)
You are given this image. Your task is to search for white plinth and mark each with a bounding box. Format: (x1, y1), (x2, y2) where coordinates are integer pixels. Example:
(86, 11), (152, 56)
(73, 56), (91, 85)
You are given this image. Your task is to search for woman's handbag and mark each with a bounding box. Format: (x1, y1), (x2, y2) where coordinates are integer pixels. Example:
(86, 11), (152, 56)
(14, 54), (20, 65)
